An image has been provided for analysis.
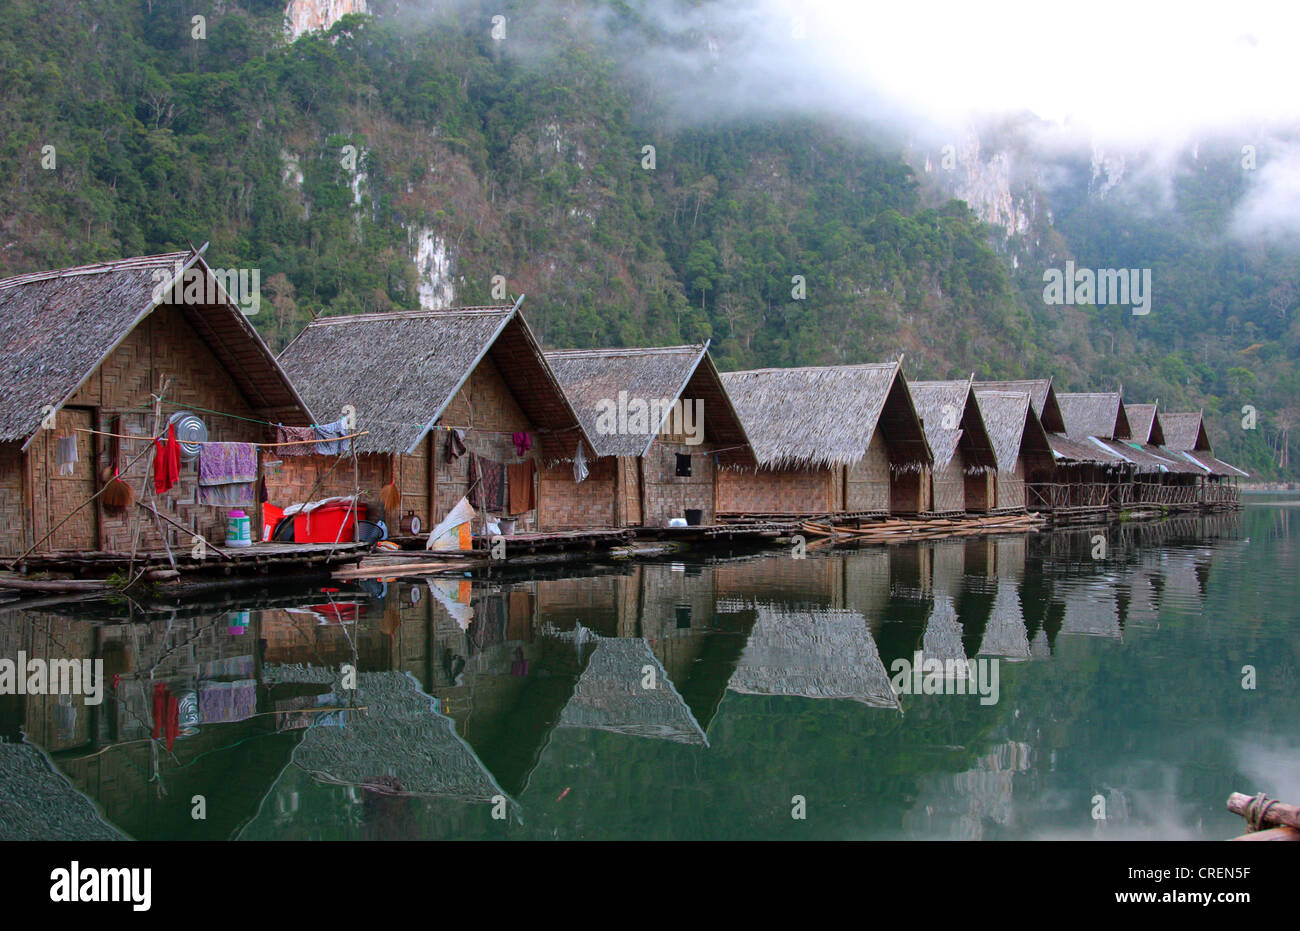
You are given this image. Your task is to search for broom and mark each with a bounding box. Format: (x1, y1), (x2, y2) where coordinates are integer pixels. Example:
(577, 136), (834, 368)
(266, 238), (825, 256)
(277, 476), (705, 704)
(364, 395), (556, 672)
(380, 460), (401, 515)
(101, 467), (134, 512)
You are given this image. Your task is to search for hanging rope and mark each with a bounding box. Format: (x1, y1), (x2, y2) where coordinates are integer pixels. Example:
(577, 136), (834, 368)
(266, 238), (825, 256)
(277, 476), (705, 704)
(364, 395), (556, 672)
(1245, 792), (1280, 832)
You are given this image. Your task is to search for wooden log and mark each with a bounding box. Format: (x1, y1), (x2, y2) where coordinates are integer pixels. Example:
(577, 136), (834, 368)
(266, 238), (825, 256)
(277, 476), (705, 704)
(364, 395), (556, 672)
(0, 575), (110, 593)
(1227, 792), (1300, 831)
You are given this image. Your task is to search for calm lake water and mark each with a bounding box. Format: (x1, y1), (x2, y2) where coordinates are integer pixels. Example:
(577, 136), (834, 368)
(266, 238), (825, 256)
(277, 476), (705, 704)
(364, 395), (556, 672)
(3, 500), (1297, 841)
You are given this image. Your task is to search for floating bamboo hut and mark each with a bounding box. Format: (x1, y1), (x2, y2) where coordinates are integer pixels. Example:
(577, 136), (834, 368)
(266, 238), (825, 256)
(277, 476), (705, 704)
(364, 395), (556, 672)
(1159, 411), (1248, 506)
(908, 378), (998, 515)
(717, 361), (933, 520)
(971, 389), (1054, 513)
(539, 343), (754, 529)
(0, 249), (314, 559)
(275, 304), (594, 538)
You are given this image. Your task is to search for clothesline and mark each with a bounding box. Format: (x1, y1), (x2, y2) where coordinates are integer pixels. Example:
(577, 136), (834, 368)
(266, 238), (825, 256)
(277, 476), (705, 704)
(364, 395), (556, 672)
(76, 427), (371, 448)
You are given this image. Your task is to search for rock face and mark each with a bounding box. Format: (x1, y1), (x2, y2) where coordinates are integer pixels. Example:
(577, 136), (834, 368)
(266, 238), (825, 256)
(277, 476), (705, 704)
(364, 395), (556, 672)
(411, 227), (456, 310)
(284, 0), (368, 41)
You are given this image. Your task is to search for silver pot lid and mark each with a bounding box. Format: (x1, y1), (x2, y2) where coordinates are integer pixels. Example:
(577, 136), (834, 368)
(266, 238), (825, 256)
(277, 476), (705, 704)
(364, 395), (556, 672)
(167, 411), (208, 461)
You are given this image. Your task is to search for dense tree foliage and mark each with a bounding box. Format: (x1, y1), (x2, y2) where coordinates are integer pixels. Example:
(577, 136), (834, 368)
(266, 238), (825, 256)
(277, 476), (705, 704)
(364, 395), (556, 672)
(0, 0), (1293, 475)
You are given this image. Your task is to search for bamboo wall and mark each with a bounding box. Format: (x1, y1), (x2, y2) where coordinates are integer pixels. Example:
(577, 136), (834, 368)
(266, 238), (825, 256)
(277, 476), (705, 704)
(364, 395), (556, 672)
(267, 351), (540, 536)
(537, 455), (618, 529)
(715, 464), (834, 515)
(995, 460), (1027, 511)
(641, 438), (715, 526)
(930, 449), (967, 514)
(2, 305), (268, 556)
(845, 431), (890, 512)
(890, 467), (927, 515)
(965, 469), (994, 512)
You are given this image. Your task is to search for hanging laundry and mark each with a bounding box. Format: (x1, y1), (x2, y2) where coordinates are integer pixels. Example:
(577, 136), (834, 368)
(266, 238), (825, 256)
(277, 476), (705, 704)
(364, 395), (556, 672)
(445, 428), (467, 463)
(56, 435), (78, 476)
(511, 431), (532, 458)
(198, 442), (258, 507)
(153, 422), (182, 494)
(314, 419), (352, 455)
(469, 454), (506, 511)
(507, 460), (535, 515)
(573, 441), (589, 484)
(276, 423), (317, 456)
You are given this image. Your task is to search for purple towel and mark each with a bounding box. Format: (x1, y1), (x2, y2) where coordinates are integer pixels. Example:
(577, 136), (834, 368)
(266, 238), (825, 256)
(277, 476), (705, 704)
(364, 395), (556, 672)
(199, 443), (258, 485)
(198, 442), (258, 507)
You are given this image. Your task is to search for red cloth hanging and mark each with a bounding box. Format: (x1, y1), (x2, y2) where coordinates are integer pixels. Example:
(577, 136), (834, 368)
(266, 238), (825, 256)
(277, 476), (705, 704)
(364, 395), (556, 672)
(153, 423), (182, 494)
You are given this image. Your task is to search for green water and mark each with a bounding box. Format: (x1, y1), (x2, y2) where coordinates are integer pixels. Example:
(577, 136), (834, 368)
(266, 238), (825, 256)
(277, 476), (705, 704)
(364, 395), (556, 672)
(2, 503), (1296, 841)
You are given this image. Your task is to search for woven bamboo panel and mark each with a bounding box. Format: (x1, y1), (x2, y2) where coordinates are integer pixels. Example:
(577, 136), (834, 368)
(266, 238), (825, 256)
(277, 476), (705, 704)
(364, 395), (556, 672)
(51, 306), (269, 552)
(0, 442), (28, 556)
(641, 440), (714, 525)
(41, 408), (98, 551)
(845, 431), (889, 512)
(931, 453), (965, 513)
(434, 355), (539, 531)
(996, 461), (1027, 510)
(964, 470), (994, 511)
(537, 457), (616, 529)
(716, 464), (832, 514)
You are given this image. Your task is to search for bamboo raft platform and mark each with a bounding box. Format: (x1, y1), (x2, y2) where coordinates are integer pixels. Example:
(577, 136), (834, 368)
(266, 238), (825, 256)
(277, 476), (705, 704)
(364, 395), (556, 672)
(1227, 791), (1300, 841)
(636, 521), (797, 542)
(798, 511), (1045, 547)
(386, 528), (633, 553)
(9, 542), (371, 585)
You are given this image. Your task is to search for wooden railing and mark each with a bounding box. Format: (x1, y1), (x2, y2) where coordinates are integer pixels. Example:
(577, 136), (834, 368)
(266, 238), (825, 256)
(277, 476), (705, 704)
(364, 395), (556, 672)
(1030, 479), (1240, 511)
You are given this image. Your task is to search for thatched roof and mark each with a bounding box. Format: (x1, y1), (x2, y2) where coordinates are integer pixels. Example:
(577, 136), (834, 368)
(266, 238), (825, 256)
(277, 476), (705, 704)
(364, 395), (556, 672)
(974, 378), (1067, 432)
(280, 304), (592, 458)
(1176, 449), (1250, 478)
(1124, 403), (1165, 445)
(721, 361), (932, 470)
(727, 604), (900, 709)
(909, 379), (997, 471)
(556, 637), (708, 745)
(0, 249), (312, 447)
(1160, 412), (1210, 451)
(972, 389), (1054, 473)
(544, 343), (754, 466)
(1057, 392), (1131, 440)
(1047, 433), (1126, 465)
(1159, 411), (1248, 477)
(1093, 438), (1200, 474)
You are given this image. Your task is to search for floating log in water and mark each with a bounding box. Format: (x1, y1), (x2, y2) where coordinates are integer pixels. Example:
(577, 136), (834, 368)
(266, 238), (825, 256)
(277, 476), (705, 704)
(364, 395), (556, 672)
(1227, 791), (1300, 840)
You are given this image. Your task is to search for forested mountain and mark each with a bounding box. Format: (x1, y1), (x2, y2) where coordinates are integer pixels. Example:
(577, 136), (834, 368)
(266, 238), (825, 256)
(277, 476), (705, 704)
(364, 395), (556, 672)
(2, 0), (1296, 477)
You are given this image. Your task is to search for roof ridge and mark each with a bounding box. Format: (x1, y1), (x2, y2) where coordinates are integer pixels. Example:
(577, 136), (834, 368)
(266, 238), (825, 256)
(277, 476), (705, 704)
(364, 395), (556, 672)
(546, 345), (702, 358)
(723, 362), (897, 377)
(0, 251), (192, 289)
(306, 306), (515, 326)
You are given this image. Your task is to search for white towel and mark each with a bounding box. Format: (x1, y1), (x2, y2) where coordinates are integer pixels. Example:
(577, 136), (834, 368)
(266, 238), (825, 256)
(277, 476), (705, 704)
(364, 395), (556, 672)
(56, 436), (78, 476)
(573, 441), (589, 484)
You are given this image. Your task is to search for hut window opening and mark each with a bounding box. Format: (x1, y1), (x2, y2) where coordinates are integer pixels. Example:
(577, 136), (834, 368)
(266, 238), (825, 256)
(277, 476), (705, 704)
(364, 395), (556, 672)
(675, 454), (692, 477)
(676, 605), (692, 628)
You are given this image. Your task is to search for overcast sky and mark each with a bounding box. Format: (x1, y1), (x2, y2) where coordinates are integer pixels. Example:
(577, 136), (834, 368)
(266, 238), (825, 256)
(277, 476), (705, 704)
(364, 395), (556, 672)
(757, 0), (1300, 142)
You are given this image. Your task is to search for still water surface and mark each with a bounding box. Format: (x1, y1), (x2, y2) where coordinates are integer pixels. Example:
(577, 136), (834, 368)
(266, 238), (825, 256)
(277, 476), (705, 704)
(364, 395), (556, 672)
(3, 502), (1296, 840)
